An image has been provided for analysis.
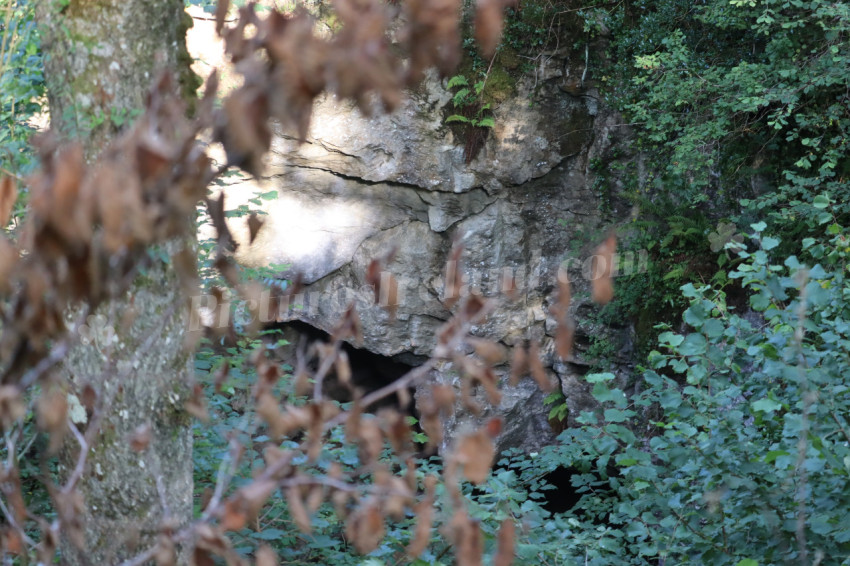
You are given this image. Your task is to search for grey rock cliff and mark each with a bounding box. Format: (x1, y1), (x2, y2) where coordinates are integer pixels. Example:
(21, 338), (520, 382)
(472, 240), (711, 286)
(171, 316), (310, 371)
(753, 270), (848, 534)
(216, 50), (635, 455)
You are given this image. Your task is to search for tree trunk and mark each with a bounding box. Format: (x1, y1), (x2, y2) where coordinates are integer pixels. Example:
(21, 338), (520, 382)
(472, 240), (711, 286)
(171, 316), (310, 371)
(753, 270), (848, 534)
(37, 0), (199, 154)
(34, 1), (200, 563)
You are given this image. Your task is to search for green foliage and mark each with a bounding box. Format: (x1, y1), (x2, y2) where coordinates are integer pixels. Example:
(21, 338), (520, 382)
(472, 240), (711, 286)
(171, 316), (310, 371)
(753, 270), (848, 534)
(616, 196), (721, 350)
(443, 73), (495, 162)
(444, 74), (494, 129)
(544, 390), (568, 422)
(604, 0), (850, 240)
(541, 219), (850, 563)
(501, 1), (577, 58)
(0, 0), (44, 180)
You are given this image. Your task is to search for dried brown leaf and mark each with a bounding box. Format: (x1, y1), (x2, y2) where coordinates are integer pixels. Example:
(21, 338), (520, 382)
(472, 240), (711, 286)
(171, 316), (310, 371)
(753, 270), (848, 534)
(431, 383), (456, 413)
(485, 416), (502, 438)
(454, 429), (494, 485)
(493, 518), (516, 566)
(129, 422), (152, 452)
(80, 384), (97, 411)
(286, 485), (312, 533)
(0, 386), (26, 432)
(193, 547), (216, 566)
(136, 141), (171, 184)
(218, 86), (270, 177)
(406, 488), (434, 559)
(255, 544), (278, 566)
(462, 295), (487, 322)
(402, 0), (463, 82)
(358, 418), (384, 464)
(335, 350), (352, 387)
(52, 488), (85, 549)
(1, 527), (23, 555)
(256, 392), (287, 441)
(186, 383), (210, 423)
(221, 498), (248, 532)
(591, 234), (616, 304)
(469, 337), (506, 366)
(528, 341), (554, 393)
(0, 236), (17, 292)
(381, 409), (411, 455)
(0, 176), (17, 227)
(36, 388), (68, 453)
(215, 0), (230, 34)
(508, 345), (527, 387)
(306, 484), (324, 513)
(555, 319), (575, 360)
(247, 212), (265, 245)
(346, 503), (385, 554)
(448, 510), (483, 566)
(0, 468), (26, 525)
(474, 0), (505, 58)
(241, 479), (276, 517)
(154, 535), (177, 566)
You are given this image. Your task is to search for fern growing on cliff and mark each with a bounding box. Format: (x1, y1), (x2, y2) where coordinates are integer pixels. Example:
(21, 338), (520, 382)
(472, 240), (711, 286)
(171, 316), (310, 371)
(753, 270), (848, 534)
(444, 74), (494, 163)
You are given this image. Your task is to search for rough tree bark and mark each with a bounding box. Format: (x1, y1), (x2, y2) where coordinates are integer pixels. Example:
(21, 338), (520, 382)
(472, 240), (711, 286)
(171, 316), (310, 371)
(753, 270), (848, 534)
(34, 1), (200, 563)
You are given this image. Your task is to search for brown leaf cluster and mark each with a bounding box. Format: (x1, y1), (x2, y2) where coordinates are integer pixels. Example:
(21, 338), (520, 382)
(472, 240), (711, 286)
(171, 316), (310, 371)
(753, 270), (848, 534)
(215, 0), (468, 169)
(509, 340), (555, 392)
(0, 75), (208, 387)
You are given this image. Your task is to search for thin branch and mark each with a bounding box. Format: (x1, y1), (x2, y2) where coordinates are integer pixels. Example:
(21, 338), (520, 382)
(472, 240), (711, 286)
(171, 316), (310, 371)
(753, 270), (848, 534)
(61, 419), (89, 495)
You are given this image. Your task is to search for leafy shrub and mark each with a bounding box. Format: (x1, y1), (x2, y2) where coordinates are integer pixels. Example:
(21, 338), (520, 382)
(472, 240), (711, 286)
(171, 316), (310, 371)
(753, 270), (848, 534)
(538, 214), (850, 564)
(0, 1), (44, 179)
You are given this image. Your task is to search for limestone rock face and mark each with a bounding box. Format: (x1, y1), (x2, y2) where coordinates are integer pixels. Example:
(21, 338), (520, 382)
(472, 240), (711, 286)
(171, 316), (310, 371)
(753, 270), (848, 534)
(219, 53), (635, 455)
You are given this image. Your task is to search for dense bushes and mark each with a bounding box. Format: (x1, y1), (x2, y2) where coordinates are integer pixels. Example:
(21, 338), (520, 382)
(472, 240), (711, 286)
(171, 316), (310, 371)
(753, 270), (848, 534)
(526, 215), (850, 564)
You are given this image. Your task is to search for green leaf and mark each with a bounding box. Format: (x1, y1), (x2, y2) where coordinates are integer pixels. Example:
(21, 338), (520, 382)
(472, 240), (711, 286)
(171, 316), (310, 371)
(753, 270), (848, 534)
(751, 398), (782, 414)
(764, 450), (789, 464)
(736, 560), (758, 566)
(658, 332), (684, 347)
(678, 334), (707, 356)
(445, 114), (470, 124)
(446, 75), (468, 89)
(476, 116), (495, 128)
(586, 372), (616, 383)
(812, 194), (830, 209)
(604, 408), (631, 423)
(252, 528), (287, 540)
(761, 236), (780, 250)
(451, 88), (470, 105)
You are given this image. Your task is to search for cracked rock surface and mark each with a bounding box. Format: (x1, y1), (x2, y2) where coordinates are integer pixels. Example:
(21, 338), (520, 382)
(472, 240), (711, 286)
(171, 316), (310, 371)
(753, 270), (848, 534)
(216, 61), (636, 455)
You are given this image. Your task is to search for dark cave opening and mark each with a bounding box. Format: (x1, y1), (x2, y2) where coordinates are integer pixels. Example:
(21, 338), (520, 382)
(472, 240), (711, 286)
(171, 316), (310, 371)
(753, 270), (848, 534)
(268, 320), (421, 415)
(539, 463), (620, 518)
(540, 466), (583, 514)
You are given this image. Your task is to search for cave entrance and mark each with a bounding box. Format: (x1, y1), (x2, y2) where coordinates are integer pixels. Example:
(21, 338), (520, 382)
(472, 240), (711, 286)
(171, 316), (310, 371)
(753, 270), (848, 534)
(538, 464), (619, 517)
(268, 320), (420, 415)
